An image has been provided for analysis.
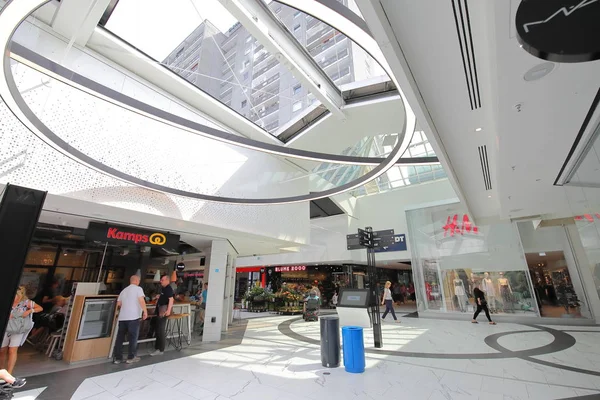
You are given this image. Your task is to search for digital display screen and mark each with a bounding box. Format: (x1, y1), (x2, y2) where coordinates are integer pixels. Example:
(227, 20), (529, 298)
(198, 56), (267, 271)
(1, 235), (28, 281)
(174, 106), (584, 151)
(338, 289), (369, 308)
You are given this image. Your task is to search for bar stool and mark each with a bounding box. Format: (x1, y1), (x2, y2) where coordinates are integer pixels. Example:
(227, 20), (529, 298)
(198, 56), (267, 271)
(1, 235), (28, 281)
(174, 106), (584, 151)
(166, 314), (189, 351)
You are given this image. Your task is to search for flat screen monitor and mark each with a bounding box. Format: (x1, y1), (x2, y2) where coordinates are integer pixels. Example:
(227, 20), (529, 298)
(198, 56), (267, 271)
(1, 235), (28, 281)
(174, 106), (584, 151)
(338, 289), (370, 308)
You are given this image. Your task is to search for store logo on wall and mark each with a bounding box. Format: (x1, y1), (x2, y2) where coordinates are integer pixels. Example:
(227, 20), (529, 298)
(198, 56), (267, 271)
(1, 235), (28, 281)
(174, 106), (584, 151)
(515, 0), (600, 63)
(575, 214), (600, 222)
(275, 266), (306, 272)
(86, 222), (180, 248)
(442, 215), (479, 237)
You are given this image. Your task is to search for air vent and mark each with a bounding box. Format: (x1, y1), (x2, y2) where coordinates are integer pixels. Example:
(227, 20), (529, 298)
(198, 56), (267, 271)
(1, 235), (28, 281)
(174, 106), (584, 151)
(478, 145), (492, 190)
(451, 0), (481, 110)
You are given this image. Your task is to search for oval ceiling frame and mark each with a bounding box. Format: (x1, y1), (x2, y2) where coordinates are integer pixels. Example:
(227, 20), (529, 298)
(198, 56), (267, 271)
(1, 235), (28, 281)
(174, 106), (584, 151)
(0, 0), (417, 204)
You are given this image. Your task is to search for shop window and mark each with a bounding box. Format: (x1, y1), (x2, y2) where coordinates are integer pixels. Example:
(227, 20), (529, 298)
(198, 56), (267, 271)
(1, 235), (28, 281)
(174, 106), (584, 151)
(406, 202), (540, 317)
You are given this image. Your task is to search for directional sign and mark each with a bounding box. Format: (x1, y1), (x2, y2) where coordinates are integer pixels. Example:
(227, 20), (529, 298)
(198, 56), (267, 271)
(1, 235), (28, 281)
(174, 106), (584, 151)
(346, 233), (363, 250)
(374, 234), (407, 253)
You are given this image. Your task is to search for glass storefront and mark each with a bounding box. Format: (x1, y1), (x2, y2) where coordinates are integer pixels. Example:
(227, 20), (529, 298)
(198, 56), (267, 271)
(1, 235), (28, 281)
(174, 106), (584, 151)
(406, 202), (539, 317)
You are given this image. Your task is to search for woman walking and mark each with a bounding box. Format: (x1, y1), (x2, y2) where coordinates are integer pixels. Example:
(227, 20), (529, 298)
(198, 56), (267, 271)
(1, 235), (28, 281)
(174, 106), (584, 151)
(0, 286), (42, 374)
(381, 281), (400, 323)
(472, 286), (496, 325)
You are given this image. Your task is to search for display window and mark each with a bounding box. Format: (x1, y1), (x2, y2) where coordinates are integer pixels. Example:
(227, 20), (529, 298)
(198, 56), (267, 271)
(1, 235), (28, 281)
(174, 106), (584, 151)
(406, 202), (539, 317)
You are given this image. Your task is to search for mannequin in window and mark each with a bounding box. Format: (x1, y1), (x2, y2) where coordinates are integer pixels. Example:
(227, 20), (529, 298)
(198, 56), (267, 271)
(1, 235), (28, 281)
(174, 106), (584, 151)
(497, 272), (513, 312)
(467, 273), (478, 298)
(481, 272), (497, 312)
(453, 271), (467, 312)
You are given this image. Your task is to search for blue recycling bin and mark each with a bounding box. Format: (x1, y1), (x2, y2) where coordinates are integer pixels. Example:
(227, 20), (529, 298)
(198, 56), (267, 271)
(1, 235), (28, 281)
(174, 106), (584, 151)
(341, 326), (365, 373)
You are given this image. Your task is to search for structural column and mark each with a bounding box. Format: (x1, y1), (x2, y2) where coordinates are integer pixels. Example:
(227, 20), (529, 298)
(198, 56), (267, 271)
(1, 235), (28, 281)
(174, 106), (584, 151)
(203, 240), (237, 342)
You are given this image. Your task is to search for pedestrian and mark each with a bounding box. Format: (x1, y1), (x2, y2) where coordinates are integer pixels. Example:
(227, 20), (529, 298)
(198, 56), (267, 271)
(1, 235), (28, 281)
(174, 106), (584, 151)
(150, 275), (174, 356)
(1, 286), (42, 374)
(381, 281), (400, 323)
(199, 282), (208, 324)
(472, 286), (496, 325)
(113, 275), (148, 364)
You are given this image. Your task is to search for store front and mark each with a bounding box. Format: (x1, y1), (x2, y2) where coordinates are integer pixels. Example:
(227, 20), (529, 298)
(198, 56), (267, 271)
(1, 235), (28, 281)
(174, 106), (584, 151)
(12, 220), (205, 376)
(406, 202), (600, 323)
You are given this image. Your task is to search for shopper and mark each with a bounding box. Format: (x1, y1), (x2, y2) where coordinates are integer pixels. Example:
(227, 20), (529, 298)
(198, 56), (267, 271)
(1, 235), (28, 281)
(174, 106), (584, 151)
(114, 275), (148, 364)
(150, 275), (174, 356)
(0, 368), (26, 388)
(381, 281), (400, 323)
(38, 279), (60, 313)
(199, 282), (208, 324)
(472, 287), (496, 325)
(0, 286), (42, 374)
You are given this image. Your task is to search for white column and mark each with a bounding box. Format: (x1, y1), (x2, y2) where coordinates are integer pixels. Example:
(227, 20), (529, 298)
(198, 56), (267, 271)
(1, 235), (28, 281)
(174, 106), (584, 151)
(203, 240), (236, 342)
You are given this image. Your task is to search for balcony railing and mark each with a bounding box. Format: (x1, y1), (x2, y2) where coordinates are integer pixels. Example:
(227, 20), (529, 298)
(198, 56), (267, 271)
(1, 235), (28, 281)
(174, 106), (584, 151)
(308, 33), (347, 58)
(252, 60), (279, 80)
(252, 103), (280, 120)
(252, 91), (278, 108)
(318, 48), (349, 69)
(307, 27), (333, 47)
(252, 73), (280, 91)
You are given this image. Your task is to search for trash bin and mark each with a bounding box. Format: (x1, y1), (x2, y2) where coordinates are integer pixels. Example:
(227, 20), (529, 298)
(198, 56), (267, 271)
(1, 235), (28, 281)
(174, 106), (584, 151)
(320, 316), (340, 368)
(341, 326), (365, 373)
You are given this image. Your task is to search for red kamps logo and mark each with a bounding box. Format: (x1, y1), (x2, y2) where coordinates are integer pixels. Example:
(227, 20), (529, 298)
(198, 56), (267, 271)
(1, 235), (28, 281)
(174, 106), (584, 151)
(107, 227), (149, 244)
(442, 214), (479, 237)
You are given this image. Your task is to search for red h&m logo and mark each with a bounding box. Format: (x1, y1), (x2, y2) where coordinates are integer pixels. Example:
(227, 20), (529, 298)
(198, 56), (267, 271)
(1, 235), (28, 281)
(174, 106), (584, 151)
(442, 214), (479, 237)
(575, 214), (600, 222)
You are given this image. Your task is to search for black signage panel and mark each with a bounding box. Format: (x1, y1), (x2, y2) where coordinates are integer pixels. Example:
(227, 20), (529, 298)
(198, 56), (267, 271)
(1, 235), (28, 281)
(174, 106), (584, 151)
(516, 0), (600, 63)
(86, 222), (180, 248)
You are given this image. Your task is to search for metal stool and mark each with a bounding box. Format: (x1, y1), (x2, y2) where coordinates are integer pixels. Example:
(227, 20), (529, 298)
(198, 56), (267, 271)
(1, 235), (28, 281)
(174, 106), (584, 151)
(166, 314), (189, 351)
(46, 333), (61, 357)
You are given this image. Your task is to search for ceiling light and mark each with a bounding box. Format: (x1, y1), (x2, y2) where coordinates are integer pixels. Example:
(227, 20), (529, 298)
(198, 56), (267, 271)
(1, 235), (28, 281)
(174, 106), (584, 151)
(487, 195), (492, 198)
(475, 128), (482, 132)
(539, 252), (546, 256)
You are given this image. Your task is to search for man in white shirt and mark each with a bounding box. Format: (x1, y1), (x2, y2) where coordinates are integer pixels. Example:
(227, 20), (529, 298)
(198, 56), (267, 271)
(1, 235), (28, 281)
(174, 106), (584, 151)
(113, 275), (147, 364)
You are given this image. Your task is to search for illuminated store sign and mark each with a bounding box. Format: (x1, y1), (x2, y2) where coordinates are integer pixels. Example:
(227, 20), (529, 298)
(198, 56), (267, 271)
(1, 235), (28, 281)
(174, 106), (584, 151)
(275, 266), (306, 272)
(86, 222), (180, 248)
(575, 214), (600, 222)
(442, 215), (479, 237)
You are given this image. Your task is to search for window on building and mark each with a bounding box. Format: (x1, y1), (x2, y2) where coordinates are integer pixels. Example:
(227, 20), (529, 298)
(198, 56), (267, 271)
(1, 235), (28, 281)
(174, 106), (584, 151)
(191, 63), (198, 71)
(293, 84), (301, 95)
(243, 71), (249, 80)
(244, 45), (252, 55)
(241, 100), (247, 108)
(246, 36), (252, 43)
(292, 101), (302, 112)
(294, 10), (301, 17)
(293, 24), (301, 33)
(243, 60), (250, 69)
(175, 47), (185, 58)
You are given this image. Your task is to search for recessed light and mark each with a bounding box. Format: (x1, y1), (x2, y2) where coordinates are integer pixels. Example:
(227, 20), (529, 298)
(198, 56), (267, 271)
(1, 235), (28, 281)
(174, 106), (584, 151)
(539, 252), (546, 256)
(475, 128), (482, 132)
(488, 195), (492, 198)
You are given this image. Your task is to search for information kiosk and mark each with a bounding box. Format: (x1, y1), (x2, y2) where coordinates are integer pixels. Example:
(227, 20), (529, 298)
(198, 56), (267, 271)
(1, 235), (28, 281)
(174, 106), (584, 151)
(336, 289), (371, 328)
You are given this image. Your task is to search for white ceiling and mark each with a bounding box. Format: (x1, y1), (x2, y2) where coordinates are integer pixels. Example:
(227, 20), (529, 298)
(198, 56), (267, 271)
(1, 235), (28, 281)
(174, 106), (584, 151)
(361, 0), (600, 221)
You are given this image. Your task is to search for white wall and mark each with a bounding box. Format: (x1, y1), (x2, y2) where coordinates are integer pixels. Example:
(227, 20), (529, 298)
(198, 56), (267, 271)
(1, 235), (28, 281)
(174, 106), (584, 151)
(237, 179), (457, 266)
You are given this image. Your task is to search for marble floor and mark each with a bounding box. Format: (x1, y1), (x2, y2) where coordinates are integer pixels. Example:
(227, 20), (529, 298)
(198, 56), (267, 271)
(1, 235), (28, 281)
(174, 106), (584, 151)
(15, 314), (600, 400)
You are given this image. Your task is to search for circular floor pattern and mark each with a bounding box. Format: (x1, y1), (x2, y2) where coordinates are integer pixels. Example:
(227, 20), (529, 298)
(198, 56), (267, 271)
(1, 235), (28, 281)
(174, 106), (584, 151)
(277, 317), (600, 377)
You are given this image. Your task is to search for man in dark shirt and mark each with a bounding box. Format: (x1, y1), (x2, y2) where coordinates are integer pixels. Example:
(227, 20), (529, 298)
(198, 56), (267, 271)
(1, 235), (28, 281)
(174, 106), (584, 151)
(150, 275), (174, 356)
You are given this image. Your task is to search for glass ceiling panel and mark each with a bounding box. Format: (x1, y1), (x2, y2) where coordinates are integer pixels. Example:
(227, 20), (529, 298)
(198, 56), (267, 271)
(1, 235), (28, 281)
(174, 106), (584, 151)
(104, 0), (327, 136)
(11, 59), (378, 199)
(266, 1), (388, 92)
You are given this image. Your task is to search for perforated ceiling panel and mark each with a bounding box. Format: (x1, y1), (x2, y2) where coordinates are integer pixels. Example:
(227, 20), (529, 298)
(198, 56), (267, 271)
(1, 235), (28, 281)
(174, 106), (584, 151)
(0, 95), (309, 243)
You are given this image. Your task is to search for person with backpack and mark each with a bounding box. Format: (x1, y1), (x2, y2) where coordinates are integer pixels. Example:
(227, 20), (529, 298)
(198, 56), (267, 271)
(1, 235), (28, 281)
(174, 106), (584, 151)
(0, 286), (42, 374)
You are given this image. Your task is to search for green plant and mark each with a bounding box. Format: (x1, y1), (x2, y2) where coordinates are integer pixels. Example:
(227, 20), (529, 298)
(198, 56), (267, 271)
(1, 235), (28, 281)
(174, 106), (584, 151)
(244, 286), (272, 302)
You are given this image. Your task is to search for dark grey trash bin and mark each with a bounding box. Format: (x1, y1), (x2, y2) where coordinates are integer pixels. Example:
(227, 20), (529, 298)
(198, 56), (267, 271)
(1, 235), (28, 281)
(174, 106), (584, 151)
(320, 315), (340, 368)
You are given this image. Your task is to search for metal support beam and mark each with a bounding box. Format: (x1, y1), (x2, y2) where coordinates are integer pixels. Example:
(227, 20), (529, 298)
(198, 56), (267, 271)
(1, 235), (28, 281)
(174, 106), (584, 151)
(218, 0), (346, 119)
(52, 0), (111, 46)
